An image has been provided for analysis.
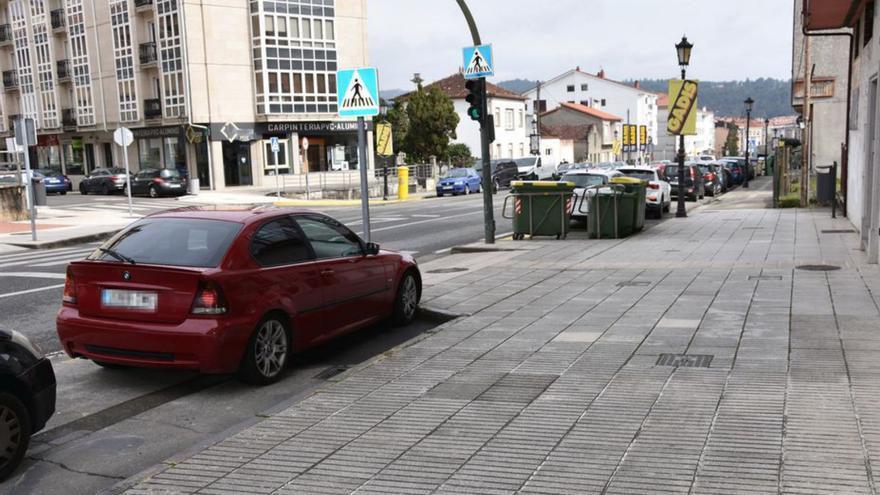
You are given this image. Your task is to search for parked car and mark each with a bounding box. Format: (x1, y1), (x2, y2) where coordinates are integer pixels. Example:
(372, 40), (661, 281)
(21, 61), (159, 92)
(0, 327), (56, 480)
(617, 167), (672, 218)
(720, 159), (745, 185)
(563, 169), (623, 222)
(555, 162), (591, 179)
(436, 167), (481, 196)
(129, 168), (188, 198)
(78, 168), (131, 195)
(514, 156), (557, 180)
(665, 163), (705, 201)
(56, 208), (422, 385)
(722, 157), (751, 181)
(652, 161), (671, 180)
(477, 160), (520, 192)
(697, 163), (723, 196)
(35, 169), (72, 195)
(697, 155), (716, 162)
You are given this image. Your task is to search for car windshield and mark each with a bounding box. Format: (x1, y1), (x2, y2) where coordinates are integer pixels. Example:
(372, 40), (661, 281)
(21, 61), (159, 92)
(108, 168), (127, 175)
(666, 166), (680, 177)
(91, 218), (243, 268)
(445, 169), (469, 178)
(619, 170), (655, 181)
(698, 165), (712, 173)
(160, 169), (181, 179)
(563, 174), (605, 188)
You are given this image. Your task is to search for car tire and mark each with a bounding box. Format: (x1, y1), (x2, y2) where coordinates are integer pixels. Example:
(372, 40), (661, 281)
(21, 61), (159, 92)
(59, 191), (66, 196)
(238, 315), (290, 385)
(79, 183), (87, 195)
(436, 192), (443, 198)
(493, 179), (501, 193)
(392, 271), (420, 326)
(464, 185), (470, 195)
(148, 185), (159, 199)
(0, 392), (31, 482)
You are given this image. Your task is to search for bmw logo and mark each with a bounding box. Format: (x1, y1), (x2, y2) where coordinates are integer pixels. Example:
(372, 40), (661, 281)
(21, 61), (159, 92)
(122, 271), (131, 281)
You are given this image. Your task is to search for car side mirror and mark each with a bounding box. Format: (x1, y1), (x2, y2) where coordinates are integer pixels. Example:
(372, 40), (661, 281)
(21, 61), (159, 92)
(365, 242), (380, 256)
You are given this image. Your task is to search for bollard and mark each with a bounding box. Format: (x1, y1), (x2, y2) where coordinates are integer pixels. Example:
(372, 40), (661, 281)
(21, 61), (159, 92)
(398, 166), (409, 200)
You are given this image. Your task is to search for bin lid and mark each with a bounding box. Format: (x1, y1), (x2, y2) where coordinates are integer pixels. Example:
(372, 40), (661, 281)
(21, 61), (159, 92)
(610, 177), (646, 185)
(510, 180), (575, 192)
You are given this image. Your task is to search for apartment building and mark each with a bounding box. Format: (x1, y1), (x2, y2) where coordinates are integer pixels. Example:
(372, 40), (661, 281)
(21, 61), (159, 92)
(0, 0), (370, 190)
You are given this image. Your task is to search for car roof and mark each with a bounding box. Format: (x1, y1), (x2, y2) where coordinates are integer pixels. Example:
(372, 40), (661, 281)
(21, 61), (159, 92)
(618, 167), (656, 172)
(146, 205), (315, 224)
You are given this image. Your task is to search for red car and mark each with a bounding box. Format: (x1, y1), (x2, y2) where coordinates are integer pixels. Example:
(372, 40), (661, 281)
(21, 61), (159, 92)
(56, 206), (421, 385)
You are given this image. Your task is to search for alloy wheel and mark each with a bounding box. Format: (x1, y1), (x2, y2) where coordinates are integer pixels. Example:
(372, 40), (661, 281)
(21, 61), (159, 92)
(253, 320), (287, 379)
(0, 405), (22, 469)
(401, 275), (418, 320)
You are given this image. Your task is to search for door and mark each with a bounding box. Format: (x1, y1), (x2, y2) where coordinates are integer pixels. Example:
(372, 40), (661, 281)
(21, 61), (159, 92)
(222, 141), (252, 186)
(103, 143), (114, 168)
(295, 214), (389, 334)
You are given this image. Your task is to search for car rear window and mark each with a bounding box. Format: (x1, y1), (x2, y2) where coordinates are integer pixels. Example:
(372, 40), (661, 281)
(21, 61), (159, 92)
(91, 218), (242, 268)
(620, 170), (655, 181)
(563, 174), (605, 188)
(159, 169), (181, 179)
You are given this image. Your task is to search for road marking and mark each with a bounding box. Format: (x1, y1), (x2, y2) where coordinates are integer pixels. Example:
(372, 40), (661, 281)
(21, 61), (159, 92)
(30, 254), (94, 267)
(411, 214), (441, 218)
(0, 245), (94, 262)
(0, 272), (67, 279)
(0, 284), (65, 299)
(365, 209), (485, 234)
(0, 249), (95, 268)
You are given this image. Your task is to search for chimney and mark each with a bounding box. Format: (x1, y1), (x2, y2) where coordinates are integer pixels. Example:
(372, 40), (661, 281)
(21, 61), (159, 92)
(597, 69), (605, 79)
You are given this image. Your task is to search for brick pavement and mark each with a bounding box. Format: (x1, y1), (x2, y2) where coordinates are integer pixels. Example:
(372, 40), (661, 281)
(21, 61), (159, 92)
(123, 181), (880, 494)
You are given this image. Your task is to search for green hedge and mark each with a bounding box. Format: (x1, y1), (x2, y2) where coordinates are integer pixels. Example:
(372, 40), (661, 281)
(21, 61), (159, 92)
(777, 193), (800, 208)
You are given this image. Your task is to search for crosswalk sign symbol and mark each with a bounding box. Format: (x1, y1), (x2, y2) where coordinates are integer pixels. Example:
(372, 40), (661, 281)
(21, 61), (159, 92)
(462, 44), (494, 80)
(337, 67), (380, 117)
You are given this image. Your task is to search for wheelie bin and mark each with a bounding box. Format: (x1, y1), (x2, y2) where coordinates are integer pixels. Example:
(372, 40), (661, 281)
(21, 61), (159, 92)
(503, 181), (576, 240)
(610, 176), (646, 232)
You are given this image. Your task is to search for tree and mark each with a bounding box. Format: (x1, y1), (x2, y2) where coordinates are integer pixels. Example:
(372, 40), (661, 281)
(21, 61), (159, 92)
(445, 143), (473, 167)
(382, 99), (409, 158)
(724, 123), (740, 156)
(402, 85), (460, 163)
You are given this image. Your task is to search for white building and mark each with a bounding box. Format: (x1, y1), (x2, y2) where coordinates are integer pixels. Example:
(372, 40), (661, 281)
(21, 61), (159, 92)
(655, 94), (715, 160)
(399, 72), (529, 161)
(523, 68), (658, 162)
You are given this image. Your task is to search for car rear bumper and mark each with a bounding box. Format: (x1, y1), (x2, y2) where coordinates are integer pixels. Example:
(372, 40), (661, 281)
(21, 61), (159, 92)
(56, 307), (252, 374)
(44, 183), (68, 192)
(157, 184), (187, 196)
(437, 184), (465, 194)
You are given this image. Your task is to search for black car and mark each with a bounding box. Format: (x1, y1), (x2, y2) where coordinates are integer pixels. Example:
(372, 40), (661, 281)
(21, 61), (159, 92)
(0, 327), (56, 480)
(130, 168), (188, 198)
(79, 167), (130, 195)
(477, 160), (520, 192)
(665, 164), (705, 201)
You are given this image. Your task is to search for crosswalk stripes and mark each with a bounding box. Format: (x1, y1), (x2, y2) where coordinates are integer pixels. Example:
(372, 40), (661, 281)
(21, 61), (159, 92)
(0, 245), (98, 270)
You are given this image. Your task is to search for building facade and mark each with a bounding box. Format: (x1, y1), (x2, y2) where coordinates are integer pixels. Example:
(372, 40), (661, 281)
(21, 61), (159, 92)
(522, 68), (658, 163)
(0, 0), (371, 190)
(540, 102), (622, 164)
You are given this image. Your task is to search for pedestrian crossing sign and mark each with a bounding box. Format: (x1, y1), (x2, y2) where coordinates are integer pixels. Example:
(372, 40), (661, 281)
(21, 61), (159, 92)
(462, 44), (494, 79)
(337, 67), (380, 117)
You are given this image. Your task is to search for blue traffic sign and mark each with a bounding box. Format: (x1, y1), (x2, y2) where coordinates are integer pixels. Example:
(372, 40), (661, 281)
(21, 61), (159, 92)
(462, 44), (494, 79)
(337, 67), (380, 117)
(269, 136), (280, 153)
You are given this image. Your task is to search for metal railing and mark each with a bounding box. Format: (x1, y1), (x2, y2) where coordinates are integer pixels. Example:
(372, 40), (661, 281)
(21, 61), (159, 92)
(3, 71), (18, 89)
(143, 98), (162, 119)
(56, 59), (70, 80)
(0, 24), (11, 44)
(372, 163), (436, 180)
(50, 9), (65, 30)
(62, 108), (76, 128)
(139, 42), (157, 65)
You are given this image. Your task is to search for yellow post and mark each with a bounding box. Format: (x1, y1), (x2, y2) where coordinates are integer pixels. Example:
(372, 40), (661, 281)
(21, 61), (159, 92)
(397, 166), (409, 200)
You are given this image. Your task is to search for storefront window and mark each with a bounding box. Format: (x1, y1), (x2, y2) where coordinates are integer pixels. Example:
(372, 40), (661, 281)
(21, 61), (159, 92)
(63, 140), (85, 175)
(38, 146), (62, 173)
(138, 138), (162, 170)
(264, 140), (290, 175)
(164, 137), (187, 177)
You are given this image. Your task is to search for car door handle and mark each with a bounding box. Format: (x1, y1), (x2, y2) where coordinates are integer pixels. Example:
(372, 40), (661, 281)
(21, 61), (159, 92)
(320, 269), (335, 276)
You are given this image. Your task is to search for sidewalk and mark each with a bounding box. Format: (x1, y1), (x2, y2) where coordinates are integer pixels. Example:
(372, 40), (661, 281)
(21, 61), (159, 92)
(120, 179), (880, 494)
(0, 206), (134, 249)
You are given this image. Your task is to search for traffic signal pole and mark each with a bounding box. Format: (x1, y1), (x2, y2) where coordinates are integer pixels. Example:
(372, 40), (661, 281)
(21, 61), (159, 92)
(456, 0), (495, 244)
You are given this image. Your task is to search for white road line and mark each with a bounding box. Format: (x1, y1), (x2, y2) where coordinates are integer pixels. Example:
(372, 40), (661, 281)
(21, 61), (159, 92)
(367, 210), (484, 234)
(30, 255), (93, 267)
(411, 214), (441, 218)
(0, 248), (95, 266)
(1, 253), (92, 269)
(0, 245), (94, 262)
(0, 284), (65, 299)
(0, 272), (67, 279)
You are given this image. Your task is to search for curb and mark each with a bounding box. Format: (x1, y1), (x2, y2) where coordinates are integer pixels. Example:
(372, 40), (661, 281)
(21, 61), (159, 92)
(273, 196), (427, 208)
(450, 245), (523, 254)
(4, 229), (120, 250)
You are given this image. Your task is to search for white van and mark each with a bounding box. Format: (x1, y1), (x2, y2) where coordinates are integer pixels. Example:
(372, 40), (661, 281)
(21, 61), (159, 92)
(514, 156), (557, 181)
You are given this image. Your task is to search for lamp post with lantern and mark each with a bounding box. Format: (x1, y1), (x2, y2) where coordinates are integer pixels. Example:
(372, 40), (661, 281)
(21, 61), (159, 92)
(743, 97), (754, 189)
(674, 35), (693, 218)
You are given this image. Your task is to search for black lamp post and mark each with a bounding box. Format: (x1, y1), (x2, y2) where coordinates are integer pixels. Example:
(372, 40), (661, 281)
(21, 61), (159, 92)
(674, 35), (693, 218)
(743, 97), (754, 188)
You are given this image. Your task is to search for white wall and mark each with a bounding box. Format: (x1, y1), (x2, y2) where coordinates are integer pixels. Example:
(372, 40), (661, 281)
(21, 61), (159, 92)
(656, 107), (715, 159)
(452, 96), (529, 160)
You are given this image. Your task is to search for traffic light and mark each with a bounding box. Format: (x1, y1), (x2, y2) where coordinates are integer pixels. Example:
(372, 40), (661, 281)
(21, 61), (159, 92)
(465, 78), (484, 122)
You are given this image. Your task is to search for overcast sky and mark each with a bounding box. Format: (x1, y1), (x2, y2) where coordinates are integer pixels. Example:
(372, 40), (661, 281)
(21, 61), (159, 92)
(367, 0), (795, 91)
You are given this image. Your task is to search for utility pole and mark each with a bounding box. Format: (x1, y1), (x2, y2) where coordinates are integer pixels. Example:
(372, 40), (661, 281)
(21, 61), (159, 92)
(536, 81), (542, 154)
(801, 36), (812, 207)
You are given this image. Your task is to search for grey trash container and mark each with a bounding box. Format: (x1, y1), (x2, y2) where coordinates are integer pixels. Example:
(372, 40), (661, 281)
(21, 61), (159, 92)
(188, 177), (200, 195)
(32, 178), (47, 206)
(816, 165), (835, 205)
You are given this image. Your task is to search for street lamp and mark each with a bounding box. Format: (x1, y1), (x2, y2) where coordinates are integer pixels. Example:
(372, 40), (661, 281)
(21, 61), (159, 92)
(674, 35), (692, 218)
(743, 97), (754, 188)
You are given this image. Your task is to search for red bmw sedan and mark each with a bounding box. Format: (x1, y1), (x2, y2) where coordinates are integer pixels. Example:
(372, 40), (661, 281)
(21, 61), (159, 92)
(56, 206), (421, 385)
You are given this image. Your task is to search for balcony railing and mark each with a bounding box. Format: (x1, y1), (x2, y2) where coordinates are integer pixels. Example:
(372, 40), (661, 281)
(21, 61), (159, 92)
(134, 0), (153, 9)
(144, 98), (162, 119)
(0, 24), (11, 44)
(56, 59), (71, 81)
(8, 114), (20, 131)
(62, 108), (76, 128)
(50, 9), (65, 31)
(139, 42), (157, 66)
(3, 70), (18, 90)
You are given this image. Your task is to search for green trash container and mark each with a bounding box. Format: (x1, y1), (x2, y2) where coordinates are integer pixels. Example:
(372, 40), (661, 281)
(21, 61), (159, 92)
(587, 188), (621, 239)
(611, 176), (646, 232)
(505, 181), (576, 240)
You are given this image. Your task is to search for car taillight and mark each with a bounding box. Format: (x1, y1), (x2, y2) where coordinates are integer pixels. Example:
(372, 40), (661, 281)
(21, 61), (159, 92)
(62, 267), (76, 305)
(153, 178), (166, 184)
(191, 281), (227, 315)
(648, 183), (659, 189)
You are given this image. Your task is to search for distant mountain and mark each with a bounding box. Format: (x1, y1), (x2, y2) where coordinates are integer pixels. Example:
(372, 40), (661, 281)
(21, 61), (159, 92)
(498, 79), (539, 94)
(633, 78), (793, 119)
(380, 89), (406, 100)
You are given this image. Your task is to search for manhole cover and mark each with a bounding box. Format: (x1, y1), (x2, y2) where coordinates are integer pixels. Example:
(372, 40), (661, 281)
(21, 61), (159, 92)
(427, 267), (469, 274)
(749, 275), (783, 281)
(314, 365), (349, 380)
(617, 281), (651, 287)
(796, 264), (841, 271)
(821, 229), (856, 234)
(656, 354), (713, 368)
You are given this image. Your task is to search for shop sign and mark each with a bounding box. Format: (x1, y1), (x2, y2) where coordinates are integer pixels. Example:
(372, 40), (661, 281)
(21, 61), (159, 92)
(131, 125), (184, 139)
(667, 80), (698, 136)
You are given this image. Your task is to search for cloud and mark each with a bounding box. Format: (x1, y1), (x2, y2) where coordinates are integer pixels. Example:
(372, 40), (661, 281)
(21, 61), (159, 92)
(367, 0), (794, 90)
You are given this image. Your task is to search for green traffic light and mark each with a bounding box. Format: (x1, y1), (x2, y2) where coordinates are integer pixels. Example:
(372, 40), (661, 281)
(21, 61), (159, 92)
(468, 107), (481, 121)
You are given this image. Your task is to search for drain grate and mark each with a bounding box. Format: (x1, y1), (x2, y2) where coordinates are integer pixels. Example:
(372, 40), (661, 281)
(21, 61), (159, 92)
(314, 365), (349, 380)
(656, 354), (713, 368)
(749, 275), (783, 281)
(427, 267), (469, 274)
(796, 264), (841, 272)
(821, 229), (856, 234)
(617, 281), (652, 287)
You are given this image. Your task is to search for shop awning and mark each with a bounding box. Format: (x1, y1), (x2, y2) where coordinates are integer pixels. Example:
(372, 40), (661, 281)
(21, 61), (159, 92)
(804, 0), (862, 30)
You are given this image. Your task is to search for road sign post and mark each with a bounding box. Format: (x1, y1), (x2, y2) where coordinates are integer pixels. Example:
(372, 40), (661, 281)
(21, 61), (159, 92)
(462, 44), (496, 245)
(14, 118), (37, 241)
(337, 67), (380, 243)
(301, 137), (310, 200)
(113, 127), (135, 217)
(270, 136), (281, 198)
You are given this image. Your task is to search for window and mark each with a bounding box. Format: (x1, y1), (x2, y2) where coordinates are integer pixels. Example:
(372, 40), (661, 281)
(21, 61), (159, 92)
(296, 215), (363, 259)
(519, 143), (524, 157)
(566, 85), (575, 92)
(505, 109), (514, 130)
(251, 217), (312, 266)
(545, 149), (552, 156)
(518, 109), (524, 128)
(865, 0), (875, 46)
(581, 84), (588, 91)
(138, 138), (162, 169)
(496, 143), (501, 157)
(601, 99), (606, 106)
(534, 99), (547, 113)
(507, 143), (513, 158)
(264, 139), (290, 175)
(495, 108), (501, 127)
(580, 100), (589, 106)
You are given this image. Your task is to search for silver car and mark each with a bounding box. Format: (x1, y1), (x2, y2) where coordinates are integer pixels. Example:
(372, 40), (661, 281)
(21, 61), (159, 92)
(563, 169), (623, 222)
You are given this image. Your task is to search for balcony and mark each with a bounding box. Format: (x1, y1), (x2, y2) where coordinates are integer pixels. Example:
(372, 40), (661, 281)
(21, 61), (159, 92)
(144, 98), (162, 120)
(50, 9), (65, 32)
(56, 59), (71, 82)
(0, 24), (11, 46)
(139, 42), (157, 67)
(134, 0), (154, 12)
(62, 108), (76, 128)
(7, 114), (19, 131)
(3, 70), (18, 90)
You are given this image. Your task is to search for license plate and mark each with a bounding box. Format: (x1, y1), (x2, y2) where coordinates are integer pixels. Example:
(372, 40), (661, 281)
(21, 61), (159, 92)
(169, 184), (181, 188)
(444, 186), (453, 190)
(101, 289), (158, 310)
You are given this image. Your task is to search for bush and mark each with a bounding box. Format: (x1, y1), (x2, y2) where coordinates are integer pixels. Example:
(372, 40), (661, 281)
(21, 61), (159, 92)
(777, 193), (800, 208)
